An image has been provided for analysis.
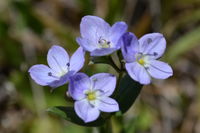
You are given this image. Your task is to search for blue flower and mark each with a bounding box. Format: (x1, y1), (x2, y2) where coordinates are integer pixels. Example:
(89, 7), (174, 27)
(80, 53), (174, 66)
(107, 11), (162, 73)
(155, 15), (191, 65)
(121, 32), (173, 85)
(76, 15), (127, 56)
(29, 45), (85, 88)
(69, 73), (119, 123)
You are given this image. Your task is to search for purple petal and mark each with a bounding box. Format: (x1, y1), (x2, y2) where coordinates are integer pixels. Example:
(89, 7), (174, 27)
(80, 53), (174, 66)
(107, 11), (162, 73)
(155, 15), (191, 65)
(75, 99), (100, 123)
(121, 32), (139, 63)
(29, 64), (57, 86)
(139, 33), (166, 59)
(68, 73), (91, 100)
(90, 48), (117, 56)
(97, 96), (119, 112)
(125, 62), (151, 85)
(76, 37), (96, 52)
(47, 45), (69, 73)
(80, 16), (110, 43)
(147, 60), (173, 79)
(109, 21), (128, 48)
(70, 47), (85, 73)
(90, 73), (116, 96)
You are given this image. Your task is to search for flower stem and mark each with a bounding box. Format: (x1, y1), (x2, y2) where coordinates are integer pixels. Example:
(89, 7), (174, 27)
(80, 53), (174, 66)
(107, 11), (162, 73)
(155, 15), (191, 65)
(108, 56), (121, 73)
(112, 115), (126, 133)
(99, 118), (112, 133)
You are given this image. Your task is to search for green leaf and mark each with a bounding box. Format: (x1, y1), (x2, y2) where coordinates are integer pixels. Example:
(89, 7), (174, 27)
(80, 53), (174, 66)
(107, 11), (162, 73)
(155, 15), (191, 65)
(90, 56), (111, 65)
(116, 74), (142, 114)
(90, 56), (120, 72)
(47, 106), (106, 127)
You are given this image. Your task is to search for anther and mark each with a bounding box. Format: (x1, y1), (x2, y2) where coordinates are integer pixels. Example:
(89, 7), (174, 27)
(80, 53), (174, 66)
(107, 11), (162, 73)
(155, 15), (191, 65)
(48, 72), (52, 76)
(153, 52), (158, 56)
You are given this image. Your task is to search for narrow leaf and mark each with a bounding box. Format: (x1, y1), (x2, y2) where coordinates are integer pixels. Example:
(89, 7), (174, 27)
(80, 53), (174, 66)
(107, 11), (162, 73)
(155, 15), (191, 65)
(47, 106), (106, 127)
(116, 74), (142, 113)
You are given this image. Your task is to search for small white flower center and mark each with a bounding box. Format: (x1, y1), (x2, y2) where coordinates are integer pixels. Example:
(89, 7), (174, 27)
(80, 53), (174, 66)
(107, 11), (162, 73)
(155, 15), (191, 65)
(57, 70), (68, 77)
(48, 63), (70, 78)
(98, 38), (111, 48)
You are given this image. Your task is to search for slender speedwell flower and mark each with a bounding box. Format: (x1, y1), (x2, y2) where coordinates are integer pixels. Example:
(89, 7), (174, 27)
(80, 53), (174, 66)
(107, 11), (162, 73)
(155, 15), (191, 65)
(121, 32), (173, 85)
(69, 73), (119, 123)
(76, 15), (127, 56)
(29, 45), (85, 88)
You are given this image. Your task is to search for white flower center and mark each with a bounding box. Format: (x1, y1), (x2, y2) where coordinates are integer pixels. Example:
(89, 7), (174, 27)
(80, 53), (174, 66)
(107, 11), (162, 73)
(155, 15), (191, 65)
(136, 53), (150, 67)
(98, 37), (111, 48)
(48, 63), (70, 78)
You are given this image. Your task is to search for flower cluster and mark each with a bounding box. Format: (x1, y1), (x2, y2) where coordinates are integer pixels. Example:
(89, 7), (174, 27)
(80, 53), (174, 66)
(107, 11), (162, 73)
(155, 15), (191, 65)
(29, 15), (173, 123)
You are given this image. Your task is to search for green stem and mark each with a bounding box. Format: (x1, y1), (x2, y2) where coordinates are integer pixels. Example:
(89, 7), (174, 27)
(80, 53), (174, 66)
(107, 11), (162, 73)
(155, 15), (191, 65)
(113, 115), (126, 133)
(113, 70), (124, 98)
(108, 56), (121, 73)
(99, 119), (112, 133)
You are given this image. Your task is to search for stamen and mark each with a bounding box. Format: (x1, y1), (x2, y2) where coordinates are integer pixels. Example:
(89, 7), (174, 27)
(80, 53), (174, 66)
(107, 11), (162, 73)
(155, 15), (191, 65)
(153, 52), (158, 56)
(146, 53), (158, 57)
(48, 72), (60, 79)
(48, 72), (52, 76)
(98, 37), (111, 48)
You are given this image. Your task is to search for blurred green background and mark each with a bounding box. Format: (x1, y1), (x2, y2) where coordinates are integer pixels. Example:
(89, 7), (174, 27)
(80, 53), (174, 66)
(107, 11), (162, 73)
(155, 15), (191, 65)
(0, 0), (200, 133)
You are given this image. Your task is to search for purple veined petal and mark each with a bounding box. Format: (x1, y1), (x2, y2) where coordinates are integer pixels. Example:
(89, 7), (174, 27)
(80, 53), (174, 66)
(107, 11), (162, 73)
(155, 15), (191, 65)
(80, 16), (110, 43)
(138, 33), (166, 59)
(70, 47), (85, 73)
(121, 32), (139, 63)
(48, 71), (75, 88)
(147, 60), (173, 79)
(90, 73), (116, 96)
(68, 73), (91, 100)
(47, 45), (69, 74)
(109, 21), (128, 48)
(28, 64), (57, 86)
(97, 96), (119, 112)
(76, 37), (96, 52)
(125, 62), (151, 85)
(74, 99), (100, 123)
(90, 48), (117, 56)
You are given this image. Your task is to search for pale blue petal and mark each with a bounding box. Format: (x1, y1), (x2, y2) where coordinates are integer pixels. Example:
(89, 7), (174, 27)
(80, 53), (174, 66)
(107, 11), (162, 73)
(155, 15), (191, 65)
(97, 96), (119, 112)
(147, 60), (173, 79)
(90, 73), (116, 96)
(121, 32), (139, 63)
(70, 47), (85, 73)
(109, 22), (128, 48)
(90, 48), (117, 56)
(80, 16), (110, 43)
(76, 37), (96, 52)
(47, 45), (69, 73)
(139, 33), (166, 59)
(69, 73), (91, 100)
(75, 99), (100, 123)
(125, 62), (151, 85)
(29, 64), (57, 86)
